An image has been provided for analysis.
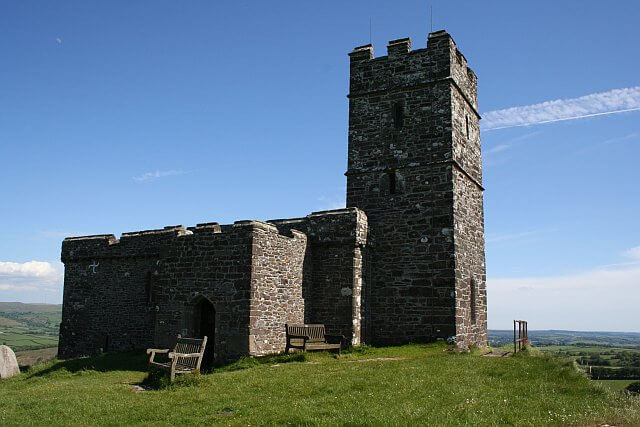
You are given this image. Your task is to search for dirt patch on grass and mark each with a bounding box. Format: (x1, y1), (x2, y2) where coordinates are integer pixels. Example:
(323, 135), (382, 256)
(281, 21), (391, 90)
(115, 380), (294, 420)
(15, 347), (57, 368)
(483, 351), (511, 357)
(349, 357), (406, 363)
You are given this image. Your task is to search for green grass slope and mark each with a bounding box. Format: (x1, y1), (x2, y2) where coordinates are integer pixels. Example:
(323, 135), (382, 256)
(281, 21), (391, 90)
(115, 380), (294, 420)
(1, 343), (639, 426)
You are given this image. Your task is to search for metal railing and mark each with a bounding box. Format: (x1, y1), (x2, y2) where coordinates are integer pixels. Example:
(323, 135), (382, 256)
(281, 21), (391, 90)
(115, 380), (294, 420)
(513, 320), (528, 353)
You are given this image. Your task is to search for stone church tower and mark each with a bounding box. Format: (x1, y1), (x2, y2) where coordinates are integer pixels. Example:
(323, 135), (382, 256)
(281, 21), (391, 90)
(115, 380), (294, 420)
(346, 31), (487, 347)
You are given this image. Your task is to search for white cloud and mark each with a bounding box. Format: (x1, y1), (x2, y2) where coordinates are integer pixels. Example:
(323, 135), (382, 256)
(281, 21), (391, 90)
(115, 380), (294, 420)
(575, 130), (640, 155)
(486, 230), (545, 244)
(485, 144), (511, 154)
(602, 131), (640, 145)
(0, 261), (57, 278)
(489, 247), (640, 331)
(483, 132), (541, 165)
(317, 195), (345, 211)
(623, 245), (640, 261)
(56, 37), (62, 45)
(0, 261), (63, 292)
(133, 169), (186, 182)
(482, 86), (640, 131)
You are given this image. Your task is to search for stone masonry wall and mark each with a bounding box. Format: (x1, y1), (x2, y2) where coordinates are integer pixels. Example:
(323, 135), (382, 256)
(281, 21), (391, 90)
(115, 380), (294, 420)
(269, 208), (367, 345)
(152, 222), (255, 363)
(59, 211), (363, 362)
(59, 227), (185, 358)
(450, 72), (487, 347)
(453, 168), (487, 346)
(249, 224), (306, 356)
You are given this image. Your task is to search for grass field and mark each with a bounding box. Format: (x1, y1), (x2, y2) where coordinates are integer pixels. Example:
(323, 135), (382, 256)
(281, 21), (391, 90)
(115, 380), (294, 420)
(0, 302), (61, 332)
(0, 332), (58, 351)
(539, 345), (638, 354)
(0, 302), (61, 351)
(1, 343), (639, 426)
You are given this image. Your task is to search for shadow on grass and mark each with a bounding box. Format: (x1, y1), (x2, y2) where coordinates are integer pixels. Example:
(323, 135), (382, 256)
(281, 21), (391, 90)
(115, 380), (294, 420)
(137, 352), (310, 390)
(138, 368), (208, 390)
(27, 342), (447, 384)
(212, 351), (308, 372)
(28, 350), (148, 378)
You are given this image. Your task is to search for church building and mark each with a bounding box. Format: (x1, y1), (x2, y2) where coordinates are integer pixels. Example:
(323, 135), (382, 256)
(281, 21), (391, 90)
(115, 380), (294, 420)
(59, 30), (487, 363)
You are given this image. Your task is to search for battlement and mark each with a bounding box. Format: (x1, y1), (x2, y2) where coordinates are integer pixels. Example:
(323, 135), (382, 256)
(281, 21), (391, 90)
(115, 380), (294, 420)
(269, 207), (367, 246)
(187, 222), (222, 234)
(61, 217), (309, 263)
(348, 30), (478, 110)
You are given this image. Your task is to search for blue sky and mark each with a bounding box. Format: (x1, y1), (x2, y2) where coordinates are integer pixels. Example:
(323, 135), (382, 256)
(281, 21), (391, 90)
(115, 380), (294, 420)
(1, 1), (639, 331)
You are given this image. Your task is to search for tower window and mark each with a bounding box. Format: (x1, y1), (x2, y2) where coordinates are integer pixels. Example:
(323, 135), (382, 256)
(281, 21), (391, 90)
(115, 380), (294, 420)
(465, 115), (470, 139)
(145, 272), (153, 304)
(393, 102), (404, 130)
(470, 278), (477, 325)
(388, 170), (397, 194)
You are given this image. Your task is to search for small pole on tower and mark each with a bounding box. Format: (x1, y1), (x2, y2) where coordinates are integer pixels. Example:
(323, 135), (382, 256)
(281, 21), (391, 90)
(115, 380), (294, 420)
(369, 17), (372, 44)
(430, 5), (433, 32)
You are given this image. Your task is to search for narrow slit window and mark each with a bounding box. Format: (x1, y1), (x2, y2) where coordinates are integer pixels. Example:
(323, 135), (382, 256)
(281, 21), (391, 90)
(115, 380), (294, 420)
(389, 170), (397, 195)
(465, 115), (470, 139)
(470, 278), (477, 325)
(393, 102), (404, 130)
(145, 272), (153, 304)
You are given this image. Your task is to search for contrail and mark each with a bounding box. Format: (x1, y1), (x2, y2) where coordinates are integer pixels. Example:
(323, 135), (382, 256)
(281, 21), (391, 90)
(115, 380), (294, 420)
(482, 86), (640, 131)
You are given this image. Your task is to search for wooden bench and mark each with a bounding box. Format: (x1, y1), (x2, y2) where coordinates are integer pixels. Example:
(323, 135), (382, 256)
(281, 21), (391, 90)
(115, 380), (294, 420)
(146, 336), (208, 382)
(285, 324), (343, 354)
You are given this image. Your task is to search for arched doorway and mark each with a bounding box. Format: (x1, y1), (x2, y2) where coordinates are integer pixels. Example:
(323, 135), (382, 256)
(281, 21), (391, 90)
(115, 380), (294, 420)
(193, 297), (215, 369)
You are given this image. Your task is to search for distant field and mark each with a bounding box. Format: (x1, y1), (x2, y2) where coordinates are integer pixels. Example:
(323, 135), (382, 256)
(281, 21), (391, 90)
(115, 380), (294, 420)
(0, 332), (58, 351)
(538, 345), (638, 354)
(489, 329), (640, 349)
(0, 302), (61, 351)
(489, 330), (640, 383)
(14, 347), (58, 368)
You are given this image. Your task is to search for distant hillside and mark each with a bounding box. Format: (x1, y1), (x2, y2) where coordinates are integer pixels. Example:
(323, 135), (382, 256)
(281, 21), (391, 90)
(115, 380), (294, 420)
(0, 302), (61, 334)
(0, 302), (62, 313)
(0, 302), (61, 351)
(489, 329), (640, 349)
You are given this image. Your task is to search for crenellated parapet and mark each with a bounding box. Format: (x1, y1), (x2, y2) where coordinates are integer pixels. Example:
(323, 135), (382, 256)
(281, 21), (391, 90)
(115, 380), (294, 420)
(348, 30), (478, 115)
(269, 207), (368, 346)
(269, 207), (367, 247)
(58, 215), (323, 360)
(61, 219), (306, 264)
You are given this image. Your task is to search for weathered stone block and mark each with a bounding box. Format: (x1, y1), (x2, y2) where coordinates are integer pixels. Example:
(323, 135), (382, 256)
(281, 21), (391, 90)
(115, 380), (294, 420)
(0, 345), (20, 379)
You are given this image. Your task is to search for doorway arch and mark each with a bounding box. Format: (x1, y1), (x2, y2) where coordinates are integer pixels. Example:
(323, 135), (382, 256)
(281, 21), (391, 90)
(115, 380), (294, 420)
(192, 296), (215, 368)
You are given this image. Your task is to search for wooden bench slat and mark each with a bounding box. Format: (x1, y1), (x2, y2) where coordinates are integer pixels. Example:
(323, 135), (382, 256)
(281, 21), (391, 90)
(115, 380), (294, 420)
(285, 324), (343, 355)
(147, 335), (208, 382)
